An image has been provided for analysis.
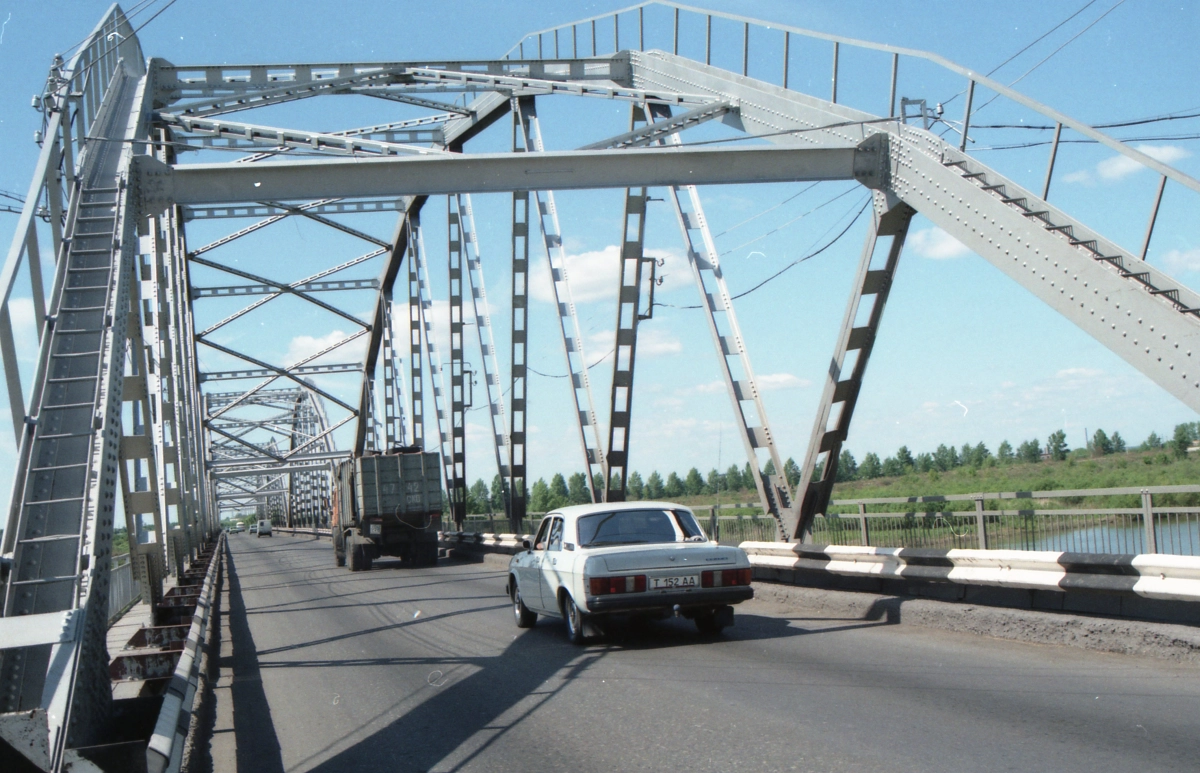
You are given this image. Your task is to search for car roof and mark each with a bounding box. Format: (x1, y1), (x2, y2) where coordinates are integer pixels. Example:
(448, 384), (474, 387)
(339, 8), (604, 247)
(541, 501), (693, 522)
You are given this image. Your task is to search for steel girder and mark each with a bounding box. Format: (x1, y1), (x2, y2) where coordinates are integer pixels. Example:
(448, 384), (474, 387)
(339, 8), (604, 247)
(514, 99), (608, 506)
(0, 8), (158, 764)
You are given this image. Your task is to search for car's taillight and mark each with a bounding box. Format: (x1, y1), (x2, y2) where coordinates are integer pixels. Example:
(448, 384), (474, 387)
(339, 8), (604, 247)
(701, 568), (752, 588)
(589, 575), (647, 595)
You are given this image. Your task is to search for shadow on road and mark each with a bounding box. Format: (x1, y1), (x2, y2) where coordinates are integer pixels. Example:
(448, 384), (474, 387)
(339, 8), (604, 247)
(225, 549), (288, 773)
(308, 625), (588, 773)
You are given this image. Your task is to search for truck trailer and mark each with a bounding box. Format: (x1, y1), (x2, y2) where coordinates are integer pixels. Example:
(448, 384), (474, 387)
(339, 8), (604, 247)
(332, 448), (443, 571)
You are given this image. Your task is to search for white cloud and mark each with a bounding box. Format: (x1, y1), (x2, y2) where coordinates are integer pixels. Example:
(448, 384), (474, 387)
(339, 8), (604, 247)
(1056, 367), (1099, 379)
(637, 328), (683, 356)
(586, 327), (682, 358)
(694, 380), (725, 394)
(1163, 248), (1200, 273)
(908, 227), (970, 259)
(286, 329), (365, 364)
(1066, 144), (1191, 185)
(758, 373), (811, 391)
(529, 245), (689, 305)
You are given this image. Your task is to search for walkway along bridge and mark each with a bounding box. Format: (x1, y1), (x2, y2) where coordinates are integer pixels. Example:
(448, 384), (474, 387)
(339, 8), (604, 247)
(1, 2), (1199, 770)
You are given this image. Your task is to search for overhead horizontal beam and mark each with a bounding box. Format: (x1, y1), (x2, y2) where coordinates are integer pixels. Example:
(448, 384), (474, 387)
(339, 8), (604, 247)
(193, 279), (378, 298)
(183, 199), (408, 220)
(140, 143), (876, 206)
(200, 362), (362, 381)
(208, 449), (349, 469)
(211, 464), (335, 480)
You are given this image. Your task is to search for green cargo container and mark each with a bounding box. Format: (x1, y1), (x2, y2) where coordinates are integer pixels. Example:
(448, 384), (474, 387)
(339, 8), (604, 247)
(333, 449), (443, 571)
(354, 453), (443, 517)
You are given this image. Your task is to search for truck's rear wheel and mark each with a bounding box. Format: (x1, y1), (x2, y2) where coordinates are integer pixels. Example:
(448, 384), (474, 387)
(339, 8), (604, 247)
(348, 540), (364, 572)
(335, 547), (345, 567)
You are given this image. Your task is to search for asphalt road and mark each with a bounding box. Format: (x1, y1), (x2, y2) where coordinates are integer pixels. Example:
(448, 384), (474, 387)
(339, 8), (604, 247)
(207, 533), (1200, 773)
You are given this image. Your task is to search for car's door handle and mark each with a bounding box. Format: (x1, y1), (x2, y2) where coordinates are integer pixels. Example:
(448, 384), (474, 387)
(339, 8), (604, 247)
(550, 558), (556, 566)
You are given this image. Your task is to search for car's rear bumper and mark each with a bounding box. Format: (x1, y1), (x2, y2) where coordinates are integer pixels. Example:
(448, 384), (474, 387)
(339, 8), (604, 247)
(584, 586), (752, 615)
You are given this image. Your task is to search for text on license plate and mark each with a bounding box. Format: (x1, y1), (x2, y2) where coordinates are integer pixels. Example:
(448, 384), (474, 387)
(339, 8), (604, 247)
(651, 575), (698, 590)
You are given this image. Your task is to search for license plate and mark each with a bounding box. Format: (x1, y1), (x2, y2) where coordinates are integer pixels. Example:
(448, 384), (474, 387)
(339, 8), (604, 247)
(651, 575), (698, 590)
(369, 523), (381, 535)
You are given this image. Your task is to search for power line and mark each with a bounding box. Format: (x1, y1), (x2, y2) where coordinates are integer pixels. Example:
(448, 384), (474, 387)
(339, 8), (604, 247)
(966, 0), (1131, 122)
(941, 0), (1101, 111)
(719, 185), (859, 257)
(712, 182), (820, 239)
(654, 195), (872, 311)
(528, 348), (614, 379)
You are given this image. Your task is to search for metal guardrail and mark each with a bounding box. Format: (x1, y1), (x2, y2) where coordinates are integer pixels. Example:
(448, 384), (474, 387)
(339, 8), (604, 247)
(107, 554), (142, 625)
(503, 1), (1200, 265)
(818, 484), (1200, 555)
(740, 541), (1200, 603)
(274, 527), (332, 537)
(146, 532), (224, 773)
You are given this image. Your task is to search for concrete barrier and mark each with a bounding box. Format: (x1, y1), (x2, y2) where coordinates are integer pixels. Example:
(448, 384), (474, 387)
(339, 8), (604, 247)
(739, 542), (1200, 602)
(439, 531), (530, 557)
(146, 533), (224, 773)
(741, 542), (1200, 624)
(274, 527), (332, 538)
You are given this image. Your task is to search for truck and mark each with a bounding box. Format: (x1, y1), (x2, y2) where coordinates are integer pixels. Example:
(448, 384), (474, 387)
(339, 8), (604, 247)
(332, 447), (443, 571)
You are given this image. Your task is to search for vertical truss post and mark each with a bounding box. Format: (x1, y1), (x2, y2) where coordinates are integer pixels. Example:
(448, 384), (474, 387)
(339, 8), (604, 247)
(653, 105), (792, 528)
(604, 104), (652, 502)
(514, 98), (608, 503)
(413, 225), (455, 508)
(381, 298), (406, 449)
(354, 198), (423, 457)
(447, 195), (468, 528)
(509, 98), (532, 529)
(458, 193), (512, 520)
(787, 192), (915, 542)
(408, 216), (425, 448)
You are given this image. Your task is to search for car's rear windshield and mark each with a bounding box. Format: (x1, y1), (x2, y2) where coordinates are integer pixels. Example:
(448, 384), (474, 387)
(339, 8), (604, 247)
(577, 509), (703, 547)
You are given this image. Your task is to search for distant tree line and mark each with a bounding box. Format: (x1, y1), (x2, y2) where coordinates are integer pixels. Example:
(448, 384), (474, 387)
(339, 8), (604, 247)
(460, 423), (1200, 514)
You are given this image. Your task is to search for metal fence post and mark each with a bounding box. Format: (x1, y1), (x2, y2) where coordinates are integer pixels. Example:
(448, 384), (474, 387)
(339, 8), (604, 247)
(858, 502), (870, 546)
(975, 496), (988, 549)
(709, 506), (719, 542)
(1142, 489), (1157, 553)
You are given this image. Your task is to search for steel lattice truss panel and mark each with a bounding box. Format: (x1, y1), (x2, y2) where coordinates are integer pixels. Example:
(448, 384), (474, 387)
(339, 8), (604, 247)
(2, 3), (1199, 769)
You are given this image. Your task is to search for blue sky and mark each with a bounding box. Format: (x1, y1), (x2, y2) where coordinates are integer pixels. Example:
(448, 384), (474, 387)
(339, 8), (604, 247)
(1, 0), (1198, 516)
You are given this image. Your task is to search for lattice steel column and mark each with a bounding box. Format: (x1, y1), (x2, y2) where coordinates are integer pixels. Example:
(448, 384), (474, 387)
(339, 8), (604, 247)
(788, 192), (915, 542)
(603, 105), (656, 501)
(654, 105), (793, 530)
(458, 193), (512, 518)
(407, 215), (425, 448)
(447, 196), (468, 527)
(508, 98), (532, 529)
(413, 225), (455, 500)
(515, 99), (608, 503)
(381, 298), (406, 448)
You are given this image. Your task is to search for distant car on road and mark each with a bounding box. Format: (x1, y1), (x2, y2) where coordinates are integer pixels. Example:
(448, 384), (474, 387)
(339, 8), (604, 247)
(249, 524), (258, 535)
(506, 502), (753, 643)
(257, 519), (272, 537)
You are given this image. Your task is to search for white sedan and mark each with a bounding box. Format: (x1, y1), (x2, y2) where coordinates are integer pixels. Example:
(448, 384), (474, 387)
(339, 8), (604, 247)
(506, 502), (754, 643)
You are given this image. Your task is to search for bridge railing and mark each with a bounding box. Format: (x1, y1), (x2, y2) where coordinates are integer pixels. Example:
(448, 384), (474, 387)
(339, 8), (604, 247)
(0, 5), (141, 443)
(506, 1), (1199, 281)
(452, 485), (1200, 556)
(107, 553), (142, 624)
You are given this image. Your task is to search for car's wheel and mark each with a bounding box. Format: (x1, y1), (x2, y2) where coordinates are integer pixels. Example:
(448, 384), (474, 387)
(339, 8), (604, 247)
(512, 582), (537, 628)
(694, 612), (727, 636)
(561, 594), (588, 645)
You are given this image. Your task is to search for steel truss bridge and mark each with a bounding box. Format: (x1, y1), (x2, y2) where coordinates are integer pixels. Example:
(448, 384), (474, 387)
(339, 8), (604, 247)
(1, 2), (1198, 770)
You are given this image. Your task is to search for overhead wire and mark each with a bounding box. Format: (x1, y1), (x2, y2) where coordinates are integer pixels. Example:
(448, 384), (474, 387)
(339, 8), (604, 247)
(654, 194), (872, 311)
(940, 0), (1101, 111)
(965, 0), (1131, 124)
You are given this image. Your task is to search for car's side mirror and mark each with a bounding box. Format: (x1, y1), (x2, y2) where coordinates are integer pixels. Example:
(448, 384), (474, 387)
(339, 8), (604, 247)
(522, 539), (532, 550)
